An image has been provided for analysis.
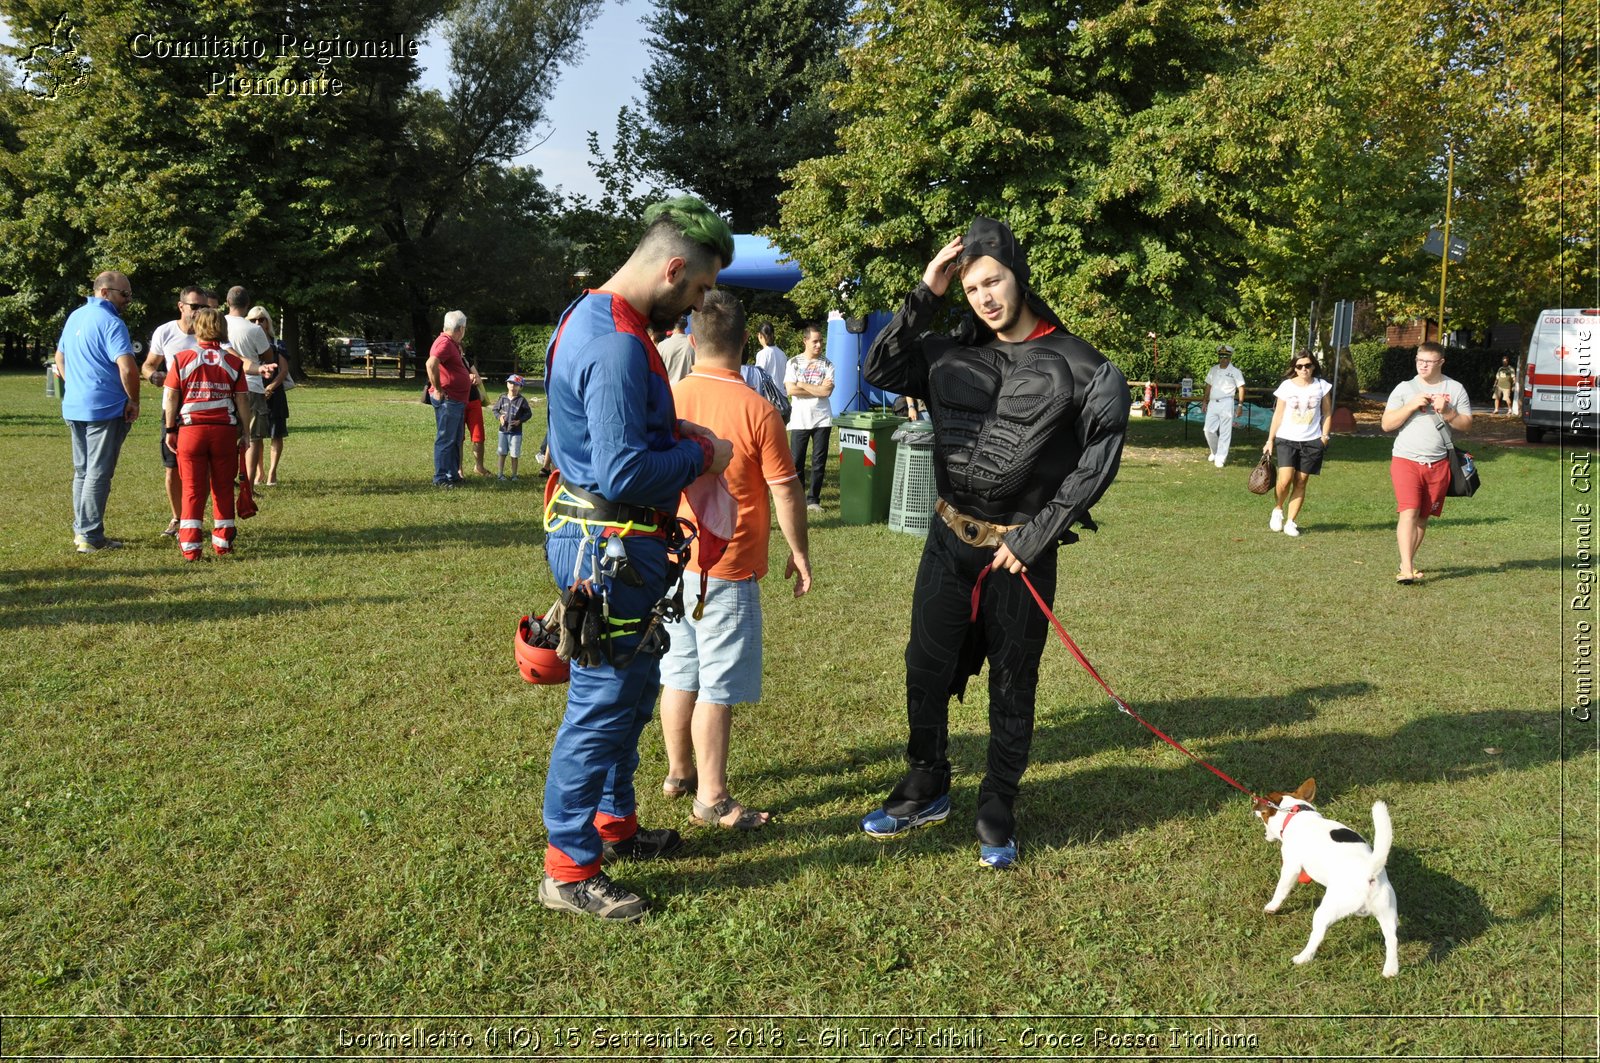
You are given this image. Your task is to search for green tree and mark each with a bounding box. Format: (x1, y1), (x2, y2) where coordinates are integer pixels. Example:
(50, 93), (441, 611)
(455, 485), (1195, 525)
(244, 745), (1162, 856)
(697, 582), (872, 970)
(0, 1), (422, 360)
(1200, 0), (1448, 346)
(555, 110), (669, 291)
(0, 0), (600, 370)
(776, 0), (1249, 357)
(367, 0), (604, 362)
(1196, 0), (1593, 344)
(1432, 0), (1597, 334)
(627, 0), (850, 230)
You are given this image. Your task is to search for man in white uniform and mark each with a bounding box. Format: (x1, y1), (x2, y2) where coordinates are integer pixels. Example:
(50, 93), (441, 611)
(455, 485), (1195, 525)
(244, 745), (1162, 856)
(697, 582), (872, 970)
(1202, 344), (1246, 467)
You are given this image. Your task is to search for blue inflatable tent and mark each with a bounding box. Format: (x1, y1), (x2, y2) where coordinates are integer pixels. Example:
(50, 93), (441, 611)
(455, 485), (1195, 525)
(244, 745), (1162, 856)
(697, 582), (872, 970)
(716, 235), (894, 414)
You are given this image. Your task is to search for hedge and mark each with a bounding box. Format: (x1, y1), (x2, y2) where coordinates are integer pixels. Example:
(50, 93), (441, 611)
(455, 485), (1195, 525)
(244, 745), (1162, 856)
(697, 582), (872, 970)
(464, 325), (555, 379)
(1368, 344), (1516, 402)
(1118, 337), (1513, 405)
(1117, 336), (1296, 395)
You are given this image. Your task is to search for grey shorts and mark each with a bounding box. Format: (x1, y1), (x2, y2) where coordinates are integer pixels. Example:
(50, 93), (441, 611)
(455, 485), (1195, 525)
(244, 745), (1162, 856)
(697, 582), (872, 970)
(246, 392), (271, 440)
(658, 575), (763, 705)
(157, 423), (177, 469)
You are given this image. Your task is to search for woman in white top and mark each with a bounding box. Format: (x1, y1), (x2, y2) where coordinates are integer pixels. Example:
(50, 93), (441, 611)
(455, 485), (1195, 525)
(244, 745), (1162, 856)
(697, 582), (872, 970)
(754, 321), (786, 389)
(1261, 351), (1333, 537)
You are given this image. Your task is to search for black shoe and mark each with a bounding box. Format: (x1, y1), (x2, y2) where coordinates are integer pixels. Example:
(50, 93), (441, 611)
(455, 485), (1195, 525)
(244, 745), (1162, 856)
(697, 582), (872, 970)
(601, 826), (683, 863)
(538, 872), (648, 921)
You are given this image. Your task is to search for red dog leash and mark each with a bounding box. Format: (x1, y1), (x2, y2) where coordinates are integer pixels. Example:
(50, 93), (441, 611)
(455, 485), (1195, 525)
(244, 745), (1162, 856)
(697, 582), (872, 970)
(1018, 571), (1263, 802)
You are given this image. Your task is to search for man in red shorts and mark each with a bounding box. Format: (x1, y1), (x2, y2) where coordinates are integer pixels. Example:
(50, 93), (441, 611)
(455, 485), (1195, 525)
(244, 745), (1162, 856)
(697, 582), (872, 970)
(1380, 341), (1472, 584)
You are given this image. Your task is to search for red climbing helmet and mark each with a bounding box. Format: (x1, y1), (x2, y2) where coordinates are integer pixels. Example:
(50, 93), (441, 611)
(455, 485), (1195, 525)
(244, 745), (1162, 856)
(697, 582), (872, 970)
(515, 614), (569, 685)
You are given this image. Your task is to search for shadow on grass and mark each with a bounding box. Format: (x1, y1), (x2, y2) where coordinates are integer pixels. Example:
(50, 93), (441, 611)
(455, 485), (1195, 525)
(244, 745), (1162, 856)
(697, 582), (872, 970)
(0, 569), (407, 629)
(697, 705), (1553, 926)
(0, 412), (65, 430)
(1312, 515), (1513, 533)
(301, 476), (546, 500)
(1026, 707), (1554, 846)
(1422, 556), (1566, 581)
(253, 422), (345, 434)
(259, 519), (546, 554)
(1387, 845), (1493, 964)
(732, 681), (1372, 826)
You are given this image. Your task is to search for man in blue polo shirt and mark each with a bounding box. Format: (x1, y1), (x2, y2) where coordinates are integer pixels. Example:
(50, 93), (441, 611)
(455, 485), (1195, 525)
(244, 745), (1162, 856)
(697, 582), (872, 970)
(55, 271), (141, 553)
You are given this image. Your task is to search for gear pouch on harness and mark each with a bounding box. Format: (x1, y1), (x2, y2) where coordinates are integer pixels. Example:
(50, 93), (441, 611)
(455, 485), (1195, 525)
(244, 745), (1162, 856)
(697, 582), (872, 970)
(554, 583), (607, 668)
(553, 575), (675, 669)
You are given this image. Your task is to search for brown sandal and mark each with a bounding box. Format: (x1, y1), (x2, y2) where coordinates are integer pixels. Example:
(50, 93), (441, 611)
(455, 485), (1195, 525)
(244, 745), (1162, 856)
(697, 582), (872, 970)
(692, 796), (768, 831)
(661, 775), (697, 799)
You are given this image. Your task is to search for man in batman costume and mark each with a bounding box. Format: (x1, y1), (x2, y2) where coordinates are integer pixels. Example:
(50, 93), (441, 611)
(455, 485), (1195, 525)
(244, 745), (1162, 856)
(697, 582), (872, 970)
(860, 217), (1129, 868)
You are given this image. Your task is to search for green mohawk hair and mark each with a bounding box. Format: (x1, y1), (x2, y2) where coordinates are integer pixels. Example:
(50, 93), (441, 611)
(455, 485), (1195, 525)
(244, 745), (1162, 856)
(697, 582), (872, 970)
(641, 195), (735, 267)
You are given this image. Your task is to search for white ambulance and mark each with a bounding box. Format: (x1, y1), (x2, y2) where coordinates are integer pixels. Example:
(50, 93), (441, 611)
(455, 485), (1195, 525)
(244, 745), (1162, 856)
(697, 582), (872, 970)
(1523, 308), (1599, 443)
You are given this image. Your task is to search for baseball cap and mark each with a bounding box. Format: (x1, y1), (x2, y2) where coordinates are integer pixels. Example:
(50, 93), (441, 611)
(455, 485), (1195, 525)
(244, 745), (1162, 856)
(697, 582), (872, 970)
(506, 374), (525, 385)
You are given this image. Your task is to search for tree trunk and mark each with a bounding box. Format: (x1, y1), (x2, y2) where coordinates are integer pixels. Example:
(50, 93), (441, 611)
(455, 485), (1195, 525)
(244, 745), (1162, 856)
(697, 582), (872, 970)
(282, 309), (303, 382)
(410, 301), (434, 382)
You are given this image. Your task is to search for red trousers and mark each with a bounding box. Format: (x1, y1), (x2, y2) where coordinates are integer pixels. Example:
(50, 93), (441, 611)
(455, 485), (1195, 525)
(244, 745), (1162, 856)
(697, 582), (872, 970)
(177, 424), (239, 558)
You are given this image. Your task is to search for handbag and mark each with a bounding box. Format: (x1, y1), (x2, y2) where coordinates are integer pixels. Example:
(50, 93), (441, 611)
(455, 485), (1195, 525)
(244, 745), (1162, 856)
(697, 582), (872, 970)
(1247, 452), (1275, 494)
(1434, 413), (1480, 497)
(1445, 442), (1480, 497)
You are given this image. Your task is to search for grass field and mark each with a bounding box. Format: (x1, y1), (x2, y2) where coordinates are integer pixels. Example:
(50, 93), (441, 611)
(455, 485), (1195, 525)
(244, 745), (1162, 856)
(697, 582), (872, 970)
(0, 371), (1593, 1060)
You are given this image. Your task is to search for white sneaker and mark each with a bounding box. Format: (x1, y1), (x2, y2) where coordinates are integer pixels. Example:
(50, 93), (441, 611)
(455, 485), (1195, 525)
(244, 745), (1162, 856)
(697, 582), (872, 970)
(1214, 456), (1225, 468)
(1269, 508), (1284, 532)
(1283, 520), (1300, 537)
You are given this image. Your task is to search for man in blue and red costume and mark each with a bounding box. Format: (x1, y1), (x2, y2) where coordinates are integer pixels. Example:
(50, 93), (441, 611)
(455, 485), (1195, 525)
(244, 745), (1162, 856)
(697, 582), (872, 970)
(537, 196), (735, 921)
(860, 216), (1129, 869)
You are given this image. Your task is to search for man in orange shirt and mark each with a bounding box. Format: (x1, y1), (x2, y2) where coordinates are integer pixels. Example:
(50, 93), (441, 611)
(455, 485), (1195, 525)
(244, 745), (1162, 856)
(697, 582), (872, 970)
(658, 290), (813, 830)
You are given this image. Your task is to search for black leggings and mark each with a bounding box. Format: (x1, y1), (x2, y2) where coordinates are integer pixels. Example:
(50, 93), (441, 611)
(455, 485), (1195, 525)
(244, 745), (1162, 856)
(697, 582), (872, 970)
(886, 518), (1059, 844)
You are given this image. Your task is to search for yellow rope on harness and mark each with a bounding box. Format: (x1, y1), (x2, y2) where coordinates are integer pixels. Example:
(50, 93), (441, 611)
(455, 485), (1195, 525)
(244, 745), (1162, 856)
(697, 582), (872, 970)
(542, 483), (656, 536)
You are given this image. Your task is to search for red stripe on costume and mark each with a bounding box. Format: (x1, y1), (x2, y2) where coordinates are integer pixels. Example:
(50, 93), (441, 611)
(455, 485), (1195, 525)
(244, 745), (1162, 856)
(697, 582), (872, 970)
(546, 290), (683, 445)
(543, 845), (601, 883)
(605, 294), (670, 382)
(594, 810), (638, 842)
(1025, 320), (1058, 341)
(541, 810), (639, 881)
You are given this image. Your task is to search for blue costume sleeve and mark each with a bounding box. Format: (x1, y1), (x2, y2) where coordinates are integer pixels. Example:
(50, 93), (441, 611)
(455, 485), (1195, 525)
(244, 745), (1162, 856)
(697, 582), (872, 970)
(579, 333), (706, 509)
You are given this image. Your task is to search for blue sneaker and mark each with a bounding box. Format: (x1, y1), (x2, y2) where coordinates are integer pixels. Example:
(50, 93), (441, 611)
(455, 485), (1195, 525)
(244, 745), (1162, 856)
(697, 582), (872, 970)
(978, 838), (1018, 869)
(860, 794), (950, 838)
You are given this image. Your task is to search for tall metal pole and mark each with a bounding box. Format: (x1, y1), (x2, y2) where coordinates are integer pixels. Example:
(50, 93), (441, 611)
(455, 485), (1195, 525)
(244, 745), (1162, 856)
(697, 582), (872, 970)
(1437, 143), (1455, 342)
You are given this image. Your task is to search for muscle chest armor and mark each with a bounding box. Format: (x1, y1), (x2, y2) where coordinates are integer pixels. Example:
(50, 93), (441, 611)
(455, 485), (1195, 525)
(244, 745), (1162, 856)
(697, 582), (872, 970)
(924, 336), (1091, 523)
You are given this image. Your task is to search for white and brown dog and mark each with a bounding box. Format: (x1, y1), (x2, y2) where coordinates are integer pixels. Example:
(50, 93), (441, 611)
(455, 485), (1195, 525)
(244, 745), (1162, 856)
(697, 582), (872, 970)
(1252, 778), (1400, 977)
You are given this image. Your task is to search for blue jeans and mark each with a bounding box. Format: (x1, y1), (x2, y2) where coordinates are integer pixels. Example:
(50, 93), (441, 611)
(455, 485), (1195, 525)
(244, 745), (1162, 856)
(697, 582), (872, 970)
(68, 417), (129, 544)
(432, 397), (465, 483)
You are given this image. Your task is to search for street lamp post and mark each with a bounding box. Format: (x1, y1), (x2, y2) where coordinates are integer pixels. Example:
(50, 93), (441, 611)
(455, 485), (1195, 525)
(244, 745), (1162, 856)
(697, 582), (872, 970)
(1144, 331), (1160, 416)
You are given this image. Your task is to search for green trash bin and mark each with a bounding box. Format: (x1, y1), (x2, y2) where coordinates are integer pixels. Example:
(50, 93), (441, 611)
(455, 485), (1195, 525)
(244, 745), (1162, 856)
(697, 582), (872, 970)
(835, 410), (902, 525)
